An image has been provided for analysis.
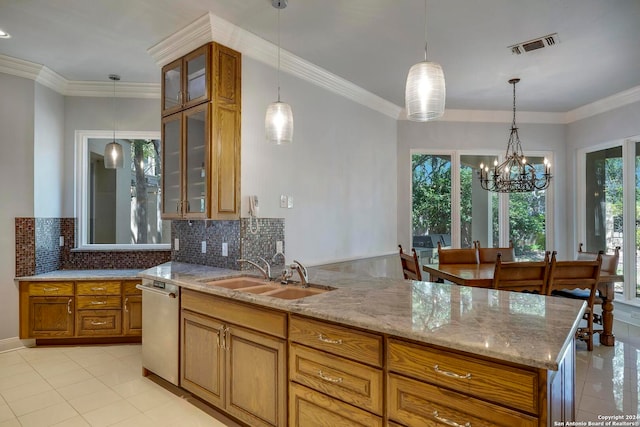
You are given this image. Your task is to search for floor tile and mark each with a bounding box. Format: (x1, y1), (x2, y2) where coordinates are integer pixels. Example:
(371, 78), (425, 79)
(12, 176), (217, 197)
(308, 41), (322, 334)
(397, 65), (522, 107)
(50, 415), (91, 427)
(81, 400), (141, 427)
(1, 378), (53, 403)
(68, 388), (123, 414)
(56, 378), (111, 401)
(7, 389), (65, 416)
(17, 401), (78, 427)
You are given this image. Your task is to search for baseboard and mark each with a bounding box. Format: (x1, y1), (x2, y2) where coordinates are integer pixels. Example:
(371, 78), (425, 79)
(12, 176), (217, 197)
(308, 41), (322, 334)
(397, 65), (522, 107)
(0, 336), (34, 353)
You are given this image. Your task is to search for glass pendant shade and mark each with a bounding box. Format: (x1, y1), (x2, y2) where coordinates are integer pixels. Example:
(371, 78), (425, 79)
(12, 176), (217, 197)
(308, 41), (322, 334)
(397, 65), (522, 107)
(104, 141), (124, 169)
(405, 61), (446, 121)
(265, 101), (293, 145)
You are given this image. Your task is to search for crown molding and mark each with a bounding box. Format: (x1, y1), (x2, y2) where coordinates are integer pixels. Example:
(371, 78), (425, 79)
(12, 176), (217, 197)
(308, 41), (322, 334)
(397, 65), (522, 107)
(0, 53), (160, 98)
(432, 109), (567, 124)
(565, 85), (640, 123)
(148, 13), (403, 119)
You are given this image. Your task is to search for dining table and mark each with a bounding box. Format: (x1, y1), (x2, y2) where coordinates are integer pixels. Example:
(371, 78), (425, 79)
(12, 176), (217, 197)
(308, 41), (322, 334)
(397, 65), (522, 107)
(422, 263), (623, 346)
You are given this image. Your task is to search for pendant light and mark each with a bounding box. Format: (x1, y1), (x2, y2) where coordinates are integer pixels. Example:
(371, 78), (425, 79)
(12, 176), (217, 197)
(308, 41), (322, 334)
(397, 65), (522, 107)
(104, 74), (124, 169)
(477, 79), (552, 193)
(405, 0), (445, 121)
(265, 0), (294, 144)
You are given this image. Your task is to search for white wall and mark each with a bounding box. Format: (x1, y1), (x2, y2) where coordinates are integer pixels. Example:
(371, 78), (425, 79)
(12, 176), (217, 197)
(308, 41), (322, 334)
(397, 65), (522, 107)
(565, 100), (640, 251)
(0, 74), (35, 345)
(396, 120), (568, 255)
(34, 83), (65, 217)
(63, 97), (160, 217)
(240, 57), (398, 265)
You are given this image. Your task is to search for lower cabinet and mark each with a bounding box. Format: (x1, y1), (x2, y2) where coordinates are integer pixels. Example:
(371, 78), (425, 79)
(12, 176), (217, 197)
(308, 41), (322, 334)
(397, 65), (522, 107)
(180, 289), (287, 427)
(19, 280), (142, 341)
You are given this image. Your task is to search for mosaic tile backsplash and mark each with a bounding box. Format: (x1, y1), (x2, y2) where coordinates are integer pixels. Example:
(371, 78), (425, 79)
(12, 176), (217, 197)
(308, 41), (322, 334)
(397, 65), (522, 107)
(171, 218), (285, 271)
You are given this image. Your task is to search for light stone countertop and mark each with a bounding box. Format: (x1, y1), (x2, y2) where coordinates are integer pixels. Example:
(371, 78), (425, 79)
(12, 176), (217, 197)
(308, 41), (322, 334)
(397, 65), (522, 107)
(16, 269), (144, 281)
(140, 262), (586, 371)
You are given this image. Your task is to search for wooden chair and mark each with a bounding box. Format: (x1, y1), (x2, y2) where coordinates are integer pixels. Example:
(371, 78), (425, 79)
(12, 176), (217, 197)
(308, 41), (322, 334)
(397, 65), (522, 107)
(546, 251), (602, 351)
(398, 245), (422, 281)
(492, 251), (550, 293)
(475, 240), (516, 263)
(553, 243), (620, 333)
(437, 242), (478, 264)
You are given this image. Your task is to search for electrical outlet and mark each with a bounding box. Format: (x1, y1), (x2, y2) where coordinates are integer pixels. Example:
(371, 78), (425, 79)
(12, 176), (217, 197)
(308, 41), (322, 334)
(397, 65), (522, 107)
(276, 241), (283, 253)
(59, 236), (64, 247)
(287, 196), (294, 208)
(280, 194), (287, 208)
(222, 242), (228, 257)
(174, 238), (180, 251)
(201, 241), (207, 253)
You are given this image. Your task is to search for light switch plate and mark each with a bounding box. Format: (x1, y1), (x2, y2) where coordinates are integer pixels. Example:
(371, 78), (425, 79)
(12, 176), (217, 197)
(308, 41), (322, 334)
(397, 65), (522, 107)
(276, 241), (283, 253)
(222, 242), (228, 257)
(201, 241), (207, 253)
(59, 236), (64, 247)
(174, 238), (180, 251)
(287, 196), (294, 208)
(280, 194), (287, 208)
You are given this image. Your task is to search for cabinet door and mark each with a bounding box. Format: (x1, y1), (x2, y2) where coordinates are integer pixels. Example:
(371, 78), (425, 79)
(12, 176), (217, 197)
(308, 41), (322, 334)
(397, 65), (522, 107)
(161, 112), (183, 218)
(184, 104), (209, 218)
(162, 57), (183, 116)
(28, 297), (74, 338)
(123, 295), (142, 336)
(225, 325), (286, 427)
(181, 310), (225, 408)
(184, 44), (210, 109)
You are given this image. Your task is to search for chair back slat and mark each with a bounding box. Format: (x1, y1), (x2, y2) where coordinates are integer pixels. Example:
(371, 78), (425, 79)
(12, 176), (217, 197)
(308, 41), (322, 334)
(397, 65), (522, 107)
(491, 251), (549, 293)
(437, 242), (478, 264)
(577, 243), (620, 275)
(399, 245), (422, 281)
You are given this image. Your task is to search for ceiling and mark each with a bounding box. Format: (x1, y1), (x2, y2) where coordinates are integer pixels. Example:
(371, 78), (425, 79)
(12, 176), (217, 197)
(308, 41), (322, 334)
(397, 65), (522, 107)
(1, 0), (639, 113)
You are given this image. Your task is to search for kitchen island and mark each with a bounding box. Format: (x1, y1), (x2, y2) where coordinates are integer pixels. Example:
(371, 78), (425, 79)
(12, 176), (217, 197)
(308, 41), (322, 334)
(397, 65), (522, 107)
(139, 261), (586, 427)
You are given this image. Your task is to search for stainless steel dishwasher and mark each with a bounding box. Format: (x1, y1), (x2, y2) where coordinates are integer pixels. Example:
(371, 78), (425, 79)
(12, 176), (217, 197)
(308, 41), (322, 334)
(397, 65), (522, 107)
(136, 279), (180, 386)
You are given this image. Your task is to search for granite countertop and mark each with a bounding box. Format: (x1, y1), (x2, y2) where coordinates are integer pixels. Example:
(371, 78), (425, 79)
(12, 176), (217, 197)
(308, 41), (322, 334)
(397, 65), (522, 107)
(140, 262), (585, 371)
(15, 269), (144, 281)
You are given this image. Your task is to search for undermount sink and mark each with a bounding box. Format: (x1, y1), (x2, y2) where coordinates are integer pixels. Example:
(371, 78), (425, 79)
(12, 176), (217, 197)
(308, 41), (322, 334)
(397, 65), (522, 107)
(204, 277), (334, 300)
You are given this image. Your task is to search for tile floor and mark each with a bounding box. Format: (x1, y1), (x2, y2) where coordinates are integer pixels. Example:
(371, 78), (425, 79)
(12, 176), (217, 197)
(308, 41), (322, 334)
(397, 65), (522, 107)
(0, 344), (239, 427)
(0, 321), (638, 426)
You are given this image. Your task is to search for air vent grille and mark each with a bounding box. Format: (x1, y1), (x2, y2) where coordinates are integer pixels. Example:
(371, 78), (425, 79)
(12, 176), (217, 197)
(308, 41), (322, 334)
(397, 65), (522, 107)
(508, 33), (559, 55)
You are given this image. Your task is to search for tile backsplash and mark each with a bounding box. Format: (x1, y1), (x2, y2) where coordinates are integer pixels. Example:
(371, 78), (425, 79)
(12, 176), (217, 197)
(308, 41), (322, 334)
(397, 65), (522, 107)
(16, 217), (285, 276)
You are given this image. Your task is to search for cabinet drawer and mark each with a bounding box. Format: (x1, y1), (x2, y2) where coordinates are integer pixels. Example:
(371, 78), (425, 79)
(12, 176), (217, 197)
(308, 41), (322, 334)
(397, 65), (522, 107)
(77, 296), (122, 309)
(289, 382), (383, 427)
(27, 282), (74, 296)
(182, 289), (286, 338)
(388, 373), (537, 427)
(289, 343), (383, 415)
(123, 281), (142, 295)
(387, 338), (538, 414)
(76, 282), (121, 295)
(289, 316), (382, 367)
(76, 310), (122, 336)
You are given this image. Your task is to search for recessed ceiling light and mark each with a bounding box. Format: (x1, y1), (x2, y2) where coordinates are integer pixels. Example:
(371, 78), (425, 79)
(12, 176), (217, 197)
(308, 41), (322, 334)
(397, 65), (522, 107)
(0, 29), (11, 39)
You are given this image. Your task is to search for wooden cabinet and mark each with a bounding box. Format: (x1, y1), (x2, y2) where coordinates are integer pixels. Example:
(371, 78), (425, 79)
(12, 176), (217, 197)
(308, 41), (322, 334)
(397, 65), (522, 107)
(181, 289), (286, 427)
(288, 315), (384, 425)
(19, 280), (142, 342)
(162, 44), (210, 117)
(123, 281), (142, 336)
(160, 42), (241, 220)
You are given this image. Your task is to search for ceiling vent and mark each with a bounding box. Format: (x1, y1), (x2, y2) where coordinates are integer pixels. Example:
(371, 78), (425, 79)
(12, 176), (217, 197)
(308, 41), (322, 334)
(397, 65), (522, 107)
(509, 33), (558, 55)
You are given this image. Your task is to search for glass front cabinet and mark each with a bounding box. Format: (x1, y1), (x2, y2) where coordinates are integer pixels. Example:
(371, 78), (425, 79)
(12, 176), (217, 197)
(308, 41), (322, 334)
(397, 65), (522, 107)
(160, 42), (241, 220)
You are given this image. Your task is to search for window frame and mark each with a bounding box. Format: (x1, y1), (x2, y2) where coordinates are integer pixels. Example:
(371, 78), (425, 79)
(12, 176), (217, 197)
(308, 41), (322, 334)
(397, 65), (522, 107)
(74, 129), (170, 250)
(409, 148), (554, 252)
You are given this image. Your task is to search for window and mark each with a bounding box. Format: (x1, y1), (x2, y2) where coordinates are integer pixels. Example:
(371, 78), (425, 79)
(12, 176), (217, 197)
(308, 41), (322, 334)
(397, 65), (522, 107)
(411, 150), (552, 261)
(579, 139), (639, 302)
(75, 130), (170, 249)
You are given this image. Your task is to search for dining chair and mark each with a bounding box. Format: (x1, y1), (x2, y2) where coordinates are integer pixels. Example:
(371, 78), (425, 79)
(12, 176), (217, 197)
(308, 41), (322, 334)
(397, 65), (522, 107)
(553, 243), (620, 335)
(398, 245), (422, 281)
(491, 251), (549, 293)
(475, 240), (516, 263)
(546, 251), (602, 351)
(436, 242), (478, 264)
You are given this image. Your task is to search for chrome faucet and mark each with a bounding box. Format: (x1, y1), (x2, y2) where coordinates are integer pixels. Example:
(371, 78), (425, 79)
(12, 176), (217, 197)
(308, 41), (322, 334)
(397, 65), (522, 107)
(237, 258), (270, 280)
(290, 260), (309, 287)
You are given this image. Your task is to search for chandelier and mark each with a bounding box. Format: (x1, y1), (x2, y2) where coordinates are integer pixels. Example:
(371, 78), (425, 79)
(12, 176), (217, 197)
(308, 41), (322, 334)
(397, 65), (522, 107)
(478, 78), (551, 193)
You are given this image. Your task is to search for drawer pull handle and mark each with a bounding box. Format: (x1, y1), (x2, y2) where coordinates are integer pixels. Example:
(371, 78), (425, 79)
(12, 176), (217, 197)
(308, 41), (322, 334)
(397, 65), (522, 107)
(433, 365), (472, 380)
(317, 370), (343, 383)
(90, 287), (106, 291)
(43, 287), (59, 292)
(432, 411), (471, 427)
(90, 301), (107, 305)
(124, 297), (129, 312)
(67, 299), (72, 314)
(317, 333), (342, 345)
(91, 321), (108, 326)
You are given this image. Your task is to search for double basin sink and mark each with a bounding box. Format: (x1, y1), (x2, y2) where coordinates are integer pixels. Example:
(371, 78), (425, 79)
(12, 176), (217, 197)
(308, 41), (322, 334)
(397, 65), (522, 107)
(202, 277), (334, 300)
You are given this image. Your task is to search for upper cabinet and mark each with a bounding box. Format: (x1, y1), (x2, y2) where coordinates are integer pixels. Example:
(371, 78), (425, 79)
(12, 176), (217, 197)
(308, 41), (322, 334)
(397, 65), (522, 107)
(162, 45), (211, 117)
(161, 43), (241, 220)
